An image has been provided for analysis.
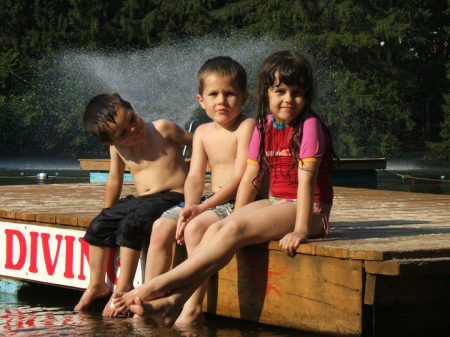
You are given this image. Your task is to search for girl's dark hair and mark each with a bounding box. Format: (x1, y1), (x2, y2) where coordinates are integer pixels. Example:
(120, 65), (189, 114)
(254, 50), (339, 183)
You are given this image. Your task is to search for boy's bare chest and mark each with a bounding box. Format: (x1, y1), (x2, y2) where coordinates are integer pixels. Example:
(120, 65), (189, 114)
(204, 134), (238, 163)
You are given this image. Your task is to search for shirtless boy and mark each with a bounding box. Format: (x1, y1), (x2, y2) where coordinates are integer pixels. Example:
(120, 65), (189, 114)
(141, 56), (255, 326)
(74, 93), (193, 316)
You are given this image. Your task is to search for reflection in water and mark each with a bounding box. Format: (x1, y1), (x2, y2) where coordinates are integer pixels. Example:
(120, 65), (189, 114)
(0, 282), (315, 337)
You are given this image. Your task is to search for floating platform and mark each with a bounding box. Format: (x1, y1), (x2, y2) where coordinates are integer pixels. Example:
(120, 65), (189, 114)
(0, 183), (449, 336)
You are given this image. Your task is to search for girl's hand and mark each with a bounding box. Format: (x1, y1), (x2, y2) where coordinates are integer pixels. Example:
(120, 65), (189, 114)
(279, 231), (308, 257)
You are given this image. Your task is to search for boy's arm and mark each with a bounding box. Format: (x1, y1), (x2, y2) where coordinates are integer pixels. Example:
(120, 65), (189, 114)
(175, 126), (208, 243)
(104, 146), (126, 208)
(196, 118), (256, 212)
(160, 119), (193, 148)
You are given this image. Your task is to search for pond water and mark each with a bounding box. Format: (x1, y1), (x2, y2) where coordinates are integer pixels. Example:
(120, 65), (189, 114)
(1, 157), (449, 336)
(0, 281), (316, 337)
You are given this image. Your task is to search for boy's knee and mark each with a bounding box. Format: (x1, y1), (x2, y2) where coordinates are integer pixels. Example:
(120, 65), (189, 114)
(151, 218), (176, 240)
(86, 219), (104, 237)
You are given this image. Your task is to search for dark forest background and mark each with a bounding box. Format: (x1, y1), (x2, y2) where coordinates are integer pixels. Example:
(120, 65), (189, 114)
(0, 0), (449, 159)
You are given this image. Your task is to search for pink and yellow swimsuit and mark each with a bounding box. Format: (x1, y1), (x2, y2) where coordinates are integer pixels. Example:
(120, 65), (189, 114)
(247, 115), (333, 237)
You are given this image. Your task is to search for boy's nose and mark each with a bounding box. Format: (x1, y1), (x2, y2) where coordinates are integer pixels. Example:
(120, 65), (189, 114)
(217, 94), (226, 103)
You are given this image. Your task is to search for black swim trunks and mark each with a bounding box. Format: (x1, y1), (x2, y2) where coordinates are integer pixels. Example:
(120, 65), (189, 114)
(83, 191), (184, 250)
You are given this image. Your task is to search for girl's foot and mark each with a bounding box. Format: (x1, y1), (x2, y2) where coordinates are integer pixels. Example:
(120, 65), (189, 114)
(174, 305), (205, 327)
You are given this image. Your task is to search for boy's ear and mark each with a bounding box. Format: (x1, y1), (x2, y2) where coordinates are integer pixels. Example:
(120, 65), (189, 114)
(196, 94), (206, 109)
(241, 92), (250, 106)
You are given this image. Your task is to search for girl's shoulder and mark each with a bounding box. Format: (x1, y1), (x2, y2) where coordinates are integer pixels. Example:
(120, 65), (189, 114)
(303, 116), (323, 131)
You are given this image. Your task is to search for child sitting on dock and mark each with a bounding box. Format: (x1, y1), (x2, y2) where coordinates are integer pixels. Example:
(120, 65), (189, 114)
(112, 50), (339, 327)
(74, 93), (193, 316)
(144, 56), (255, 326)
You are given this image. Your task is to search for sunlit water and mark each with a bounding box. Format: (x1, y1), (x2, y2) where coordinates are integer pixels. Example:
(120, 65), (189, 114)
(1, 158), (450, 336)
(0, 282), (315, 337)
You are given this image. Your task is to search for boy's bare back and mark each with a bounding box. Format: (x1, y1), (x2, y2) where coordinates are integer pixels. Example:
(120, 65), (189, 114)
(111, 119), (191, 196)
(195, 114), (254, 193)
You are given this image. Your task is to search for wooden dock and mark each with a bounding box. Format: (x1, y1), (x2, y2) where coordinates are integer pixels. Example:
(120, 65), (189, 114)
(1, 183), (450, 336)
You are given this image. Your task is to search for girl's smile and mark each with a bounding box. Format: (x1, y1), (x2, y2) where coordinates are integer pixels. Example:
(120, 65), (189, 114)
(268, 81), (306, 125)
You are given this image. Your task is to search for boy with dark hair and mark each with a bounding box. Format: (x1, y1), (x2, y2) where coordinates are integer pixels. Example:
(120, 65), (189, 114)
(75, 93), (193, 316)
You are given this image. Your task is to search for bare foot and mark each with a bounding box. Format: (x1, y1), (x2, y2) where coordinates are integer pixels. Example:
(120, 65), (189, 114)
(74, 283), (110, 311)
(103, 287), (134, 316)
(174, 305), (205, 327)
(129, 296), (181, 328)
(112, 283), (166, 314)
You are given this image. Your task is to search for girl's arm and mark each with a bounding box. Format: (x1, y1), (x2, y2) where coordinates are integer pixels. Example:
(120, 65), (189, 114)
(279, 160), (319, 256)
(234, 163), (261, 210)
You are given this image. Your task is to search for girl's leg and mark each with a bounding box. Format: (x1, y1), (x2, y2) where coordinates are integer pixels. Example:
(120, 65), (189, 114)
(114, 200), (297, 311)
(145, 218), (177, 282)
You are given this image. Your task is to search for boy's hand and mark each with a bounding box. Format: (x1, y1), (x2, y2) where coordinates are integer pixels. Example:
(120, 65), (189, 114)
(279, 231), (308, 257)
(176, 205), (204, 245)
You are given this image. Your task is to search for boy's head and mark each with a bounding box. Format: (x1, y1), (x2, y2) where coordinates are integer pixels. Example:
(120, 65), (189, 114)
(197, 57), (249, 124)
(197, 56), (247, 95)
(83, 93), (133, 143)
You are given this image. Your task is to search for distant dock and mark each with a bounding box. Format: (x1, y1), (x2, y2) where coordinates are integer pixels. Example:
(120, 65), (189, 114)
(1, 181), (449, 336)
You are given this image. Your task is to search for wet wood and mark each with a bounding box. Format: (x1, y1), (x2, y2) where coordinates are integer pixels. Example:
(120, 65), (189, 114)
(205, 250), (364, 336)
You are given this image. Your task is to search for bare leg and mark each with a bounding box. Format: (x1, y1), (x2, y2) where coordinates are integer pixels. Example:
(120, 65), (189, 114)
(129, 279), (205, 327)
(145, 218), (177, 282)
(114, 200), (301, 311)
(124, 200), (304, 327)
(75, 245), (110, 311)
(174, 211), (220, 326)
(103, 246), (140, 316)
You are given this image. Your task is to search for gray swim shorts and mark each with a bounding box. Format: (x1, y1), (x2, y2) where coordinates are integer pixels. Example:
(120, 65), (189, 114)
(160, 195), (235, 221)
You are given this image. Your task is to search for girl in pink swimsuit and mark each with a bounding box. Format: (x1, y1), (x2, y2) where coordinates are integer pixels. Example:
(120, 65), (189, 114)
(112, 51), (339, 326)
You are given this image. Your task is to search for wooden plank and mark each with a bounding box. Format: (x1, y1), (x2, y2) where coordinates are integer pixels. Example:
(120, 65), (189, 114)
(367, 273), (450, 305)
(364, 274), (376, 305)
(365, 257), (450, 276)
(203, 248), (364, 336)
(77, 218), (91, 228)
(0, 210), (15, 219)
(15, 212), (35, 221)
(56, 216), (78, 226)
(36, 214), (56, 224)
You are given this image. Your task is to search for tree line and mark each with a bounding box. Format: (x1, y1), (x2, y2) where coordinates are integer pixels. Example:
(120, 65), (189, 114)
(0, 0), (449, 159)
